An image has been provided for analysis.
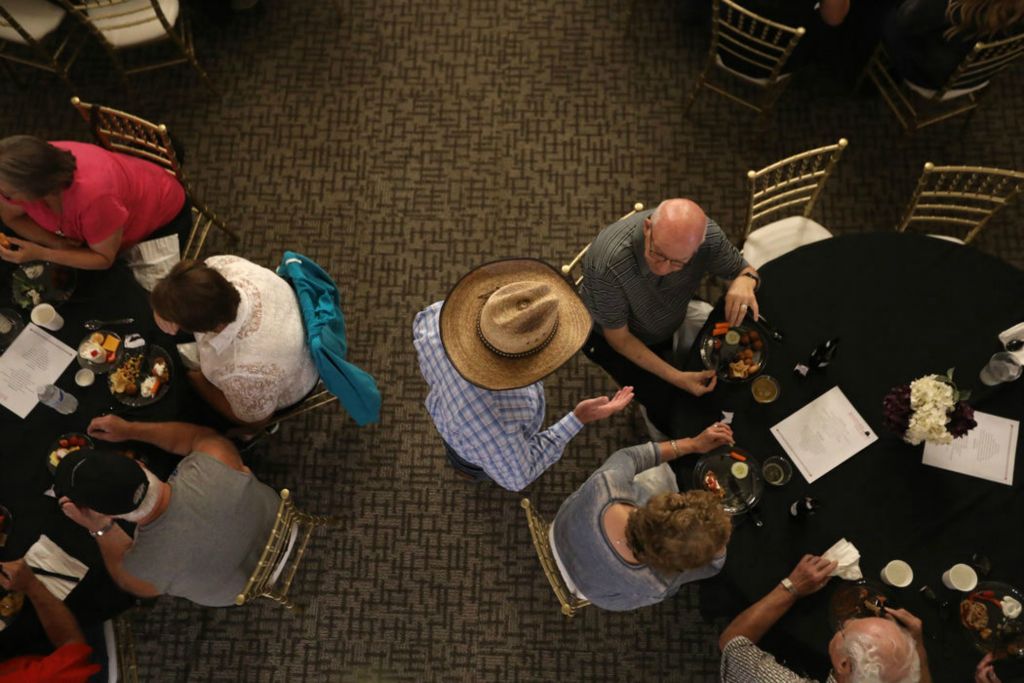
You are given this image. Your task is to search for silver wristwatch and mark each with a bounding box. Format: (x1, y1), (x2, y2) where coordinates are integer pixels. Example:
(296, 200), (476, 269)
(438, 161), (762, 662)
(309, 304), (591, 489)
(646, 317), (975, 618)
(780, 577), (798, 595)
(90, 521), (115, 538)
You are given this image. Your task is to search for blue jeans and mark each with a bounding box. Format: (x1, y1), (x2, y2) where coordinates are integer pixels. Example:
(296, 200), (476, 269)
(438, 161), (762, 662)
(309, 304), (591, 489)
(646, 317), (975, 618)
(441, 439), (491, 482)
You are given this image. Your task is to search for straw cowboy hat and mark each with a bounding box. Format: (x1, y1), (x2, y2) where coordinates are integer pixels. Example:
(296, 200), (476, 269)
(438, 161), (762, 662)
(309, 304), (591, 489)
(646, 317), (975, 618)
(439, 259), (591, 390)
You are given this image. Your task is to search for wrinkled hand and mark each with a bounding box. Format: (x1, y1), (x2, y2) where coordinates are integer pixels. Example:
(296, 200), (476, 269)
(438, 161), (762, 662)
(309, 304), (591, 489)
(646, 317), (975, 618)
(691, 422), (734, 452)
(0, 237), (42, 265)
(87, 414), (133, 442)
(573, 386), (635, 424)
(885, 607), (924, 643)
(724, 276), (759, 327)
(787, 555), (837, 597)
(58, 497), (112, 535)
(975, 654), (1002, 683)
(0, 559), (36, 592)
(674, 369), (717, 396)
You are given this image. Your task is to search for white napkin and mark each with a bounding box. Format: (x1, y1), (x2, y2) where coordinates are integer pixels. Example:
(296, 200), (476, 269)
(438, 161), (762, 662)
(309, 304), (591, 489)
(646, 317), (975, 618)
(822, 537), (863, 580)
(24, 535), (89, 601)
(122, 234), (181, 292)
(998, 323), (1024, 365)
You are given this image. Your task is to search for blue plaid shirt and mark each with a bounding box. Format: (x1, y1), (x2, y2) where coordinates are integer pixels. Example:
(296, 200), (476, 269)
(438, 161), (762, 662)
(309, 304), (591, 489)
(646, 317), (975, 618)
(412, 302), (584, 491)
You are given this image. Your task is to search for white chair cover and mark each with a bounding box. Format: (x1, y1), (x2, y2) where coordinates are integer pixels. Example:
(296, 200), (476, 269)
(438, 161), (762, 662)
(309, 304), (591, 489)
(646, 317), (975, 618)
(0, 0), (66, 44)
(742, 215), (833, 269)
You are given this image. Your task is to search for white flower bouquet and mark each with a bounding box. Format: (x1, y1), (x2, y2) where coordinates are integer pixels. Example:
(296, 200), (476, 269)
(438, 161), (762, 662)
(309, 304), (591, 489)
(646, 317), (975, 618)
(881, 369), (976, 446)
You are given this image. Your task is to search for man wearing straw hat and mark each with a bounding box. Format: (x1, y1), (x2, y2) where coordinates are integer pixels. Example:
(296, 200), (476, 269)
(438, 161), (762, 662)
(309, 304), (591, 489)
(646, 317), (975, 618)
(413, 258), (634, 491)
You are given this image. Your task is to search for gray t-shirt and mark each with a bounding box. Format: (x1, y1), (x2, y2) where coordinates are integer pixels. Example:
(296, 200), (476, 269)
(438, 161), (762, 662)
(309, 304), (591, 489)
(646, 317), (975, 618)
(580, 209), (747, 345)
(551, 443), (726, 611)
(123, 452), (280, 607)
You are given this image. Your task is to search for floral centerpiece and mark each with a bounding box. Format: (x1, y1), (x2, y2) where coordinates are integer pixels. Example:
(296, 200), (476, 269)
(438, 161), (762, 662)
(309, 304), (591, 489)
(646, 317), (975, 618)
(882, 369), (976, 445)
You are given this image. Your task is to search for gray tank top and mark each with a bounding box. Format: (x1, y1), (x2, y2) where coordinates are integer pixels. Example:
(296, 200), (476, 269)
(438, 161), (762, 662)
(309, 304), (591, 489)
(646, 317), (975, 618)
(123, 452), (280, 607)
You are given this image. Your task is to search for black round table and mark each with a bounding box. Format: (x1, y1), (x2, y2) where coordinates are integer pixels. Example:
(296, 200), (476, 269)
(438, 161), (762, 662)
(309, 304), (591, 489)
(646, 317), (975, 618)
(669, 232), (1024, 683)
(0, 261), (200, 657)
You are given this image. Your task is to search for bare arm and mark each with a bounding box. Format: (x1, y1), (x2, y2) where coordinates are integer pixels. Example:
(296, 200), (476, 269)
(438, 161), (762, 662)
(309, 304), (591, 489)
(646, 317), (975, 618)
(654, 422), (734, 462)
(94, 525), (160, 598)
(719, 555), (836, 649)
(0, 203), (76, 249)
(603, 325), (716, 396)
(819, 0), (850, 26)
(87, 415), (247, 472)
(0, 560), (85, 648)
(0, 231), (120, 270)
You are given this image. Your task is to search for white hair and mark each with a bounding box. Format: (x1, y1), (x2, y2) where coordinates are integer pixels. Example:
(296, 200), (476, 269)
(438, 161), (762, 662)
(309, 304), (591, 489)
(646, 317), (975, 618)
(843, 627), (921, 683)
(115, 468), (163, 524)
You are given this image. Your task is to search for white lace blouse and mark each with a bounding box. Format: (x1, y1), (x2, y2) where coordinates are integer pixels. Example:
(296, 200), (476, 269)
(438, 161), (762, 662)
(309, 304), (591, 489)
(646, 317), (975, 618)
(196, 255), (319, 422)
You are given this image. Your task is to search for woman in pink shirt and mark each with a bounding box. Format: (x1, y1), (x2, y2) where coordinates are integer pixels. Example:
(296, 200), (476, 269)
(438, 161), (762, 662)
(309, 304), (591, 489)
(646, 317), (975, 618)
(0, 136), (189, 270)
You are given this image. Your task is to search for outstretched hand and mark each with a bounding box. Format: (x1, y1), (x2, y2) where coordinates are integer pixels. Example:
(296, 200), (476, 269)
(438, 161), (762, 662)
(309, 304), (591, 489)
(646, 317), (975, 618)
(87, 414), (132, 442)
(573, 386), (635, 424)
(691, 422), (734, 452)
(786, 555), (837, 597)
(675, 370), (717, 396)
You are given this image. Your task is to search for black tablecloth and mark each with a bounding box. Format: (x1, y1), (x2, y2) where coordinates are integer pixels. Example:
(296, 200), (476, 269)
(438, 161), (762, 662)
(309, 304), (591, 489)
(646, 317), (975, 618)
(669, 232), (1024, 682)
(0, 262), (199, 656)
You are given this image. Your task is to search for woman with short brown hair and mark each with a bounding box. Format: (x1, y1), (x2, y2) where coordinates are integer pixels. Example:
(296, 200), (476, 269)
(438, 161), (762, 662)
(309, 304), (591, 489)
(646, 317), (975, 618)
(550, 423), (734, 611)
(0, 135), (189, 270)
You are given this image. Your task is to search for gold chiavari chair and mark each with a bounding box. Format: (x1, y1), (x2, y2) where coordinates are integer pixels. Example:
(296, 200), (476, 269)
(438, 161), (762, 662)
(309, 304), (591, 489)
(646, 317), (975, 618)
(57, 0), (211, 91)
(896, 163), (1024, 245)
(561, 202), (644, 288)
(70, 96), (238, 257)
(861, 34), (1024, 133)
(520, 499), (591, 618)
(263, 384), (338, 432)
(684, 0), (805, 125)
(0, 0), (85, 89)
(235, 489), (338, 612)
(740, 138), (848, 268)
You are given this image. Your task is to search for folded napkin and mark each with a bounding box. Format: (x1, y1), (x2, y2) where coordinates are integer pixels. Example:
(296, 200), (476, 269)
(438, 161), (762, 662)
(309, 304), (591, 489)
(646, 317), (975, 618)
(122, 234), (180, 292)
(24, 535), (89, 601)
(823, 537), (863, 581)
(998, 323), (1024, 364)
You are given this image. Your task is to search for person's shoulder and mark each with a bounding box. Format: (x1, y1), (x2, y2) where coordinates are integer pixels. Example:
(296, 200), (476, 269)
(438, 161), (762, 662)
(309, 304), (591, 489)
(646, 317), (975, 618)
(205, 254), (262, 278)
(587, 212), (645, 272)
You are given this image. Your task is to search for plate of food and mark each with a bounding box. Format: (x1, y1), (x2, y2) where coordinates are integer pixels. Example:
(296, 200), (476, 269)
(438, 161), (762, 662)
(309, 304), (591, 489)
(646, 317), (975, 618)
(0, 308), (23, 351)
(692, 446), (763, 516)
(109, 344), (172, 407)
(11, 261), (76, 309)
(0, 590), (25, 627)
(960, 582), (1024, 658)
(46, 432), (94, 474)
(77, 331), (123, 374)
(699, 321), (766, 382)
(828, 580), (895, 631)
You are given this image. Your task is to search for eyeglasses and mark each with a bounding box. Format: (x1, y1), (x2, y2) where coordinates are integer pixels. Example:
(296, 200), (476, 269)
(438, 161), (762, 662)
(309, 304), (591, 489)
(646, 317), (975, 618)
(645, 224), (689, 269)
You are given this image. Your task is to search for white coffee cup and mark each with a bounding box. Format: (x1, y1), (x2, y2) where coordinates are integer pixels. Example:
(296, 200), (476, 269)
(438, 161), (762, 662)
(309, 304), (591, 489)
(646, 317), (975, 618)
(30, 303), (63, 331)
(880, 560), (914, 588)
(74, 369), (95, 387)
(942, 563), (978, 592)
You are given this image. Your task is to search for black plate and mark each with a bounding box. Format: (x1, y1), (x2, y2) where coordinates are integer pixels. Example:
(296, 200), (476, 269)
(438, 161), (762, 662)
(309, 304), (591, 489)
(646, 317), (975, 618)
(76, 331), (123, 374)
(0, 308), (24, 350)
(11, 261), (76, 309)
(46, 432), (94, 474)
(699, 322), (766, 383)
(960, 581), (1024, 658)
(109, 344), (172, 407)
(828, 580), (895, 631)
(692, 446), (763, 515)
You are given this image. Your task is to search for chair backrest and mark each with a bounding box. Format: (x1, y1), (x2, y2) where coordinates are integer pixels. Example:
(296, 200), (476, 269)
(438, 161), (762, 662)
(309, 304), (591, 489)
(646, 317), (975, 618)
(711, 0), (805, 83)
(936, 33), (1024, 99)
(896, 163), (1024, 244)
(70, 96), (182, 177)
(235, 489), (335, 610)
(263, 385), (338, 432)
(744, 138), (848, 237)
(561, 202), (644, 288)
(520, 498), (591, 618)
(58, 0), (175, 49)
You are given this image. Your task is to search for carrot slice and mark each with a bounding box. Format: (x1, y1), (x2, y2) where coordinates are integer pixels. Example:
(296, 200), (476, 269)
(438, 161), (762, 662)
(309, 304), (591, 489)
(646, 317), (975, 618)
(729, 451), (747, 461)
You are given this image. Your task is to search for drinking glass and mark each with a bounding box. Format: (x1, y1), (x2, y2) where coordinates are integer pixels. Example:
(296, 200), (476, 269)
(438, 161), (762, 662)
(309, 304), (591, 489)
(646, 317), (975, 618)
(979, 352), (1023, 386)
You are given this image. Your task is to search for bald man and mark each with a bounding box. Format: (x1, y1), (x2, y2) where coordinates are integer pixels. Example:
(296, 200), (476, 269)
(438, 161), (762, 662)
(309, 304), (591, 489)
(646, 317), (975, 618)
(719, 555), (932, 683)
(579, 199), (759, 435)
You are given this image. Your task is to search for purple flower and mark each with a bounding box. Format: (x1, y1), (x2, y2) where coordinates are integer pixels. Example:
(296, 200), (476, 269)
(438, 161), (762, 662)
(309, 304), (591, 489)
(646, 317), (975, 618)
(882, 384), (913, 436)
(947, 401), (977, 438)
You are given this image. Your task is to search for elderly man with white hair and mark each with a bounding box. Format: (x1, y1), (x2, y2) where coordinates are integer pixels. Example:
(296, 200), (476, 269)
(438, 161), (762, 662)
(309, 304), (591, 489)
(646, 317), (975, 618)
(718, 555), (932, 683)
(579, 198), (760, 436)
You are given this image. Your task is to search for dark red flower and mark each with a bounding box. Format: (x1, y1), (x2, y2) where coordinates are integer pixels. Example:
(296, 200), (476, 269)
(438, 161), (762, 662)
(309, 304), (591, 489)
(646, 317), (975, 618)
(947, 401), (977, 438)
(882, 384), (913, 436)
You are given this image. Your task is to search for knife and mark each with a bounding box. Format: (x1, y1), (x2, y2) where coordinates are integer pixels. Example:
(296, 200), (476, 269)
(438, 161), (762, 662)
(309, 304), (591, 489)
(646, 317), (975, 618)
(727, 476), (763, 528)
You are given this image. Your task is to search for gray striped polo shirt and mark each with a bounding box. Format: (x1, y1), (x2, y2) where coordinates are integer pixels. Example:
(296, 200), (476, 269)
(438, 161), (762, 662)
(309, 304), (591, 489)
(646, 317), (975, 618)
(579, 208), (747, 345)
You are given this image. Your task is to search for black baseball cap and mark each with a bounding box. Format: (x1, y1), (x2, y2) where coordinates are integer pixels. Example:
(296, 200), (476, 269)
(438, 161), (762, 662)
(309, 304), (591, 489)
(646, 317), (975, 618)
(54, 449), (149, 515)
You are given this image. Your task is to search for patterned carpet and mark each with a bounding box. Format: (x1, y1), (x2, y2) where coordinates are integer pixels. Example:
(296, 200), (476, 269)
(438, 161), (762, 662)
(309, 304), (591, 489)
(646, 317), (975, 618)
(1, 0), (1022, 681)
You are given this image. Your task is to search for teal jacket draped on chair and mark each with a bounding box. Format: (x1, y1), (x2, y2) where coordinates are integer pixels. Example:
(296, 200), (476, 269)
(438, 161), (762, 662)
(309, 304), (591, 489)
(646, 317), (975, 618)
(277, 251), (381, 426)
